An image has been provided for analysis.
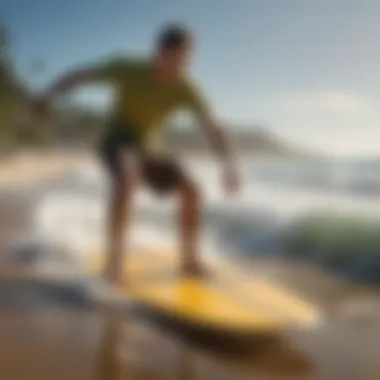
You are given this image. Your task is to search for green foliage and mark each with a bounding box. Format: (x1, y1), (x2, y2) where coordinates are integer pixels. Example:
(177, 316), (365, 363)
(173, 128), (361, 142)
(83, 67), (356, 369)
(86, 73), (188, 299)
(0, 22), (33, 147)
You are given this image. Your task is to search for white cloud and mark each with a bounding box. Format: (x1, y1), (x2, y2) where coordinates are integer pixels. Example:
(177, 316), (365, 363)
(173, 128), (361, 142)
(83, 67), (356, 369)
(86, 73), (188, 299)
(277, 127), (380, 157)
(261, 90), (380, 157)
(277, 90), (372, 117)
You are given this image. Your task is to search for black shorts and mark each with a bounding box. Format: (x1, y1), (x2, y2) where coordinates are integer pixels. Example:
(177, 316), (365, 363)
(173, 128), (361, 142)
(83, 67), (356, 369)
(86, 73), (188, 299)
(99, 129), (185, 194)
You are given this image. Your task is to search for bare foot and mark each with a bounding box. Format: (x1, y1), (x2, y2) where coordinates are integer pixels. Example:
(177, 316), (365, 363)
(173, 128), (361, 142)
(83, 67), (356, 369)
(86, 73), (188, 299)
(181, 261), (211, 280)
(103, 267), (125, 287)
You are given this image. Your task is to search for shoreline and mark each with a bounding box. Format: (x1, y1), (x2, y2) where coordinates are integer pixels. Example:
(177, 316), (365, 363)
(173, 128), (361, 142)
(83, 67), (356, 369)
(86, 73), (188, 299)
(0, 149), (91, 189)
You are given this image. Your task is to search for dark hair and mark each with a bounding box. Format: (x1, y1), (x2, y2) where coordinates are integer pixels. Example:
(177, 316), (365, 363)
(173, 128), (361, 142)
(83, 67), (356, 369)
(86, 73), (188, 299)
(156, 23), (193, 52)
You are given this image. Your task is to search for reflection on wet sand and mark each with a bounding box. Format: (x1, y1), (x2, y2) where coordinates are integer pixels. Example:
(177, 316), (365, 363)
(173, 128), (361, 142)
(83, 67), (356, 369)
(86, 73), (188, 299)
(96, 308), (198, 380)
(96, 309), (124, 380)
(93, 302), (314, 380)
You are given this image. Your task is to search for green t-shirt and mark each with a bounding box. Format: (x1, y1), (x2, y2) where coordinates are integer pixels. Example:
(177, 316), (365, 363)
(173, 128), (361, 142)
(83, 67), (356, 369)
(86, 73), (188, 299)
(89, 56), (211, 143)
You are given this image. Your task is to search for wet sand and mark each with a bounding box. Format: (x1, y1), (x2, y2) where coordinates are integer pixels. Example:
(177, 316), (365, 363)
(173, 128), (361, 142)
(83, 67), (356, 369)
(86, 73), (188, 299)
(0, 152), (380, 380)
(0, 285), (380, 380)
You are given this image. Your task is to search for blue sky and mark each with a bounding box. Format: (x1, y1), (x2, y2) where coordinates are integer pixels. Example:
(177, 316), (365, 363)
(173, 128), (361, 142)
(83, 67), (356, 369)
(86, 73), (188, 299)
(2, 0), (380, 155)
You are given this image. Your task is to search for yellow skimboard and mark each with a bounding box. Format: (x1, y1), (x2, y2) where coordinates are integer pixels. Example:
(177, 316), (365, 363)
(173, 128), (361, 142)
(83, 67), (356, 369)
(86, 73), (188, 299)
(84, 245), (321, 342)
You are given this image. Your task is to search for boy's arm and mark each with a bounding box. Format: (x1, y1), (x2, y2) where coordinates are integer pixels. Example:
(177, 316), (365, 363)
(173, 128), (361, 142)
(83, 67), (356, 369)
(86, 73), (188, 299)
(185, 82), (240, 194)
(39, 68), (100, 100)
(198, 116), (234, 166)
(34, 57), (126, 105)
(198, 116), (240, 194)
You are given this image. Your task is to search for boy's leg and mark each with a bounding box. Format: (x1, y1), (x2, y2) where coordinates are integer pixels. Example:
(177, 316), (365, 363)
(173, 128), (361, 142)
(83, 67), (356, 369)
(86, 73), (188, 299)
(178, 178), (206, 276)
(104, 170), (135, 285)
(142, 155), (206, 276)
(100, 139), (138, 286)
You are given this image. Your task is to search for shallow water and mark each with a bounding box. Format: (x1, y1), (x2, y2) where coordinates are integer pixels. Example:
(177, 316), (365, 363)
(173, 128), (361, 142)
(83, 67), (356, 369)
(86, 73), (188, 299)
(29, 159), (380, 287)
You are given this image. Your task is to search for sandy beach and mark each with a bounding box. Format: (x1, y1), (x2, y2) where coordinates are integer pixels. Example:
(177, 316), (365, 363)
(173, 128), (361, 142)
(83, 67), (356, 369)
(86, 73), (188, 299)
(0, 150), (89, 188)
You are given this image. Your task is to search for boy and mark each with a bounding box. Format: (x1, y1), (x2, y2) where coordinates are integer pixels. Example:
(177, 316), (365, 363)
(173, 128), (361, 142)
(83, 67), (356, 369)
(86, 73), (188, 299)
(31, 23), (240, 285)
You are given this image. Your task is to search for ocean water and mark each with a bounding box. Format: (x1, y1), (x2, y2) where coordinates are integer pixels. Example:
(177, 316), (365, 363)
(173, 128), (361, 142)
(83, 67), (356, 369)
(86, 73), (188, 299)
(32, 156), (380, 284)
